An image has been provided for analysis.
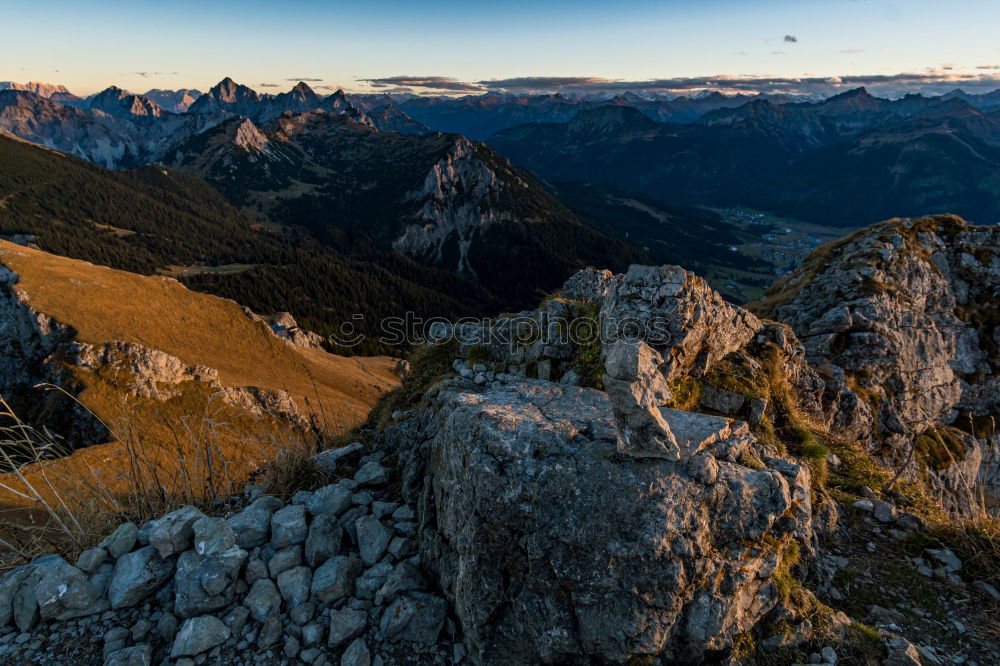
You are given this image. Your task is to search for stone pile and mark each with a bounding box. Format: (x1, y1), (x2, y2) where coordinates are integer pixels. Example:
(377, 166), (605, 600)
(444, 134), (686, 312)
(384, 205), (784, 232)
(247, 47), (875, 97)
(0, 454), (458, 666)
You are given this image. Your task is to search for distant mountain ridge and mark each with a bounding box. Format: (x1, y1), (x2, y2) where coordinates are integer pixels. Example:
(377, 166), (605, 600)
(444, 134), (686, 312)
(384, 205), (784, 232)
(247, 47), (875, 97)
(489, 86), (1000, 226)
(0, 78), (429, 169)
(0, 80), (83, 105)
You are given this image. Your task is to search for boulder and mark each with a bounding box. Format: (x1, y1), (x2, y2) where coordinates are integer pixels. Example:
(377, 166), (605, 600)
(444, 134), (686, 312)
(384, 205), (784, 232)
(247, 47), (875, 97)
(386, 379), (809, 664)
(271, 504), (308, 548)
(355, 516), (392, 566)
(305, 514), (343, 567)
(227, 495), (284, 548)
(170, 615), (231, 658)
(328, 607), (367, 647)
(148, 506), (206, 558)
(276, 566), (312, 606)
(192, 516), (236, 556)
(100, 522), (138, 559)
(108, 546), (174, 609)
(105, 644), (153, 666)
(306, 484), (353, 518)
(380, 593), (447, 645)
(244, 578), (282, 623)
(33, 556), (108, 620)
(174, 546), (248, 617)
(311, 555), (362, 604)
(340, 636), (371, 666)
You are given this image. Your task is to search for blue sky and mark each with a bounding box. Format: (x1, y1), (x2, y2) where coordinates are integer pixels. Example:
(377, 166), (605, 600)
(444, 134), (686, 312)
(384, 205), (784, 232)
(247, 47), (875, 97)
(2, 0), (999, 95)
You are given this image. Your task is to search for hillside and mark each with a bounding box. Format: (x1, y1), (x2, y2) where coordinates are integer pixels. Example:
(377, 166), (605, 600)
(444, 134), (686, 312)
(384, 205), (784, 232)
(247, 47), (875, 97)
(164, 110), (646, 304)
(0, 240), (399, 525)
(0, 134), (506, 352)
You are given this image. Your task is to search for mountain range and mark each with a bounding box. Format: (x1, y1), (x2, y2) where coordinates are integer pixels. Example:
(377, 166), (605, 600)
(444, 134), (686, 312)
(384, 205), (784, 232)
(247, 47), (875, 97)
(0, 78), (644, 349)
(489, 88), (1000, 226)
(4, 75), (1000, 331)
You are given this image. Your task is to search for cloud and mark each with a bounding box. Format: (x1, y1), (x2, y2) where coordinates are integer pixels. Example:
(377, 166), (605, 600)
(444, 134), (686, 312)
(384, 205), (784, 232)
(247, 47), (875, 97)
(474, 71), (1000, 97)
(286, 77), (323, 82)
(360, 76), (485, 92)
(129, 71), (179, 78)
(977, 65), (1000, 70)
(770, 51), (786, 55)
(259, 83), (280, 87)
(783, 35), (798, 43)
(840, 49), (864, 55)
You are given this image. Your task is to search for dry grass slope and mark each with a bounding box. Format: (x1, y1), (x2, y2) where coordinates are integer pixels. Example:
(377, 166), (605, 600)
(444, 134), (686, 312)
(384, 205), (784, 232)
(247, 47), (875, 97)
(0, 241), (399, 563)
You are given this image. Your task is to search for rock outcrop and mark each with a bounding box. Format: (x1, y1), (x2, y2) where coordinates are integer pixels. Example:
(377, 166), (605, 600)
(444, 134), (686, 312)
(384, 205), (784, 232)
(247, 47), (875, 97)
(383, 379), (810, 664)
(761, 215), (1000, 507)
(0, 260), (310, 447)
(394, 137), (514, 276)
(599, 265), (762, 460)
(378, 263), (821, 664)
(5, 232), (998, 664)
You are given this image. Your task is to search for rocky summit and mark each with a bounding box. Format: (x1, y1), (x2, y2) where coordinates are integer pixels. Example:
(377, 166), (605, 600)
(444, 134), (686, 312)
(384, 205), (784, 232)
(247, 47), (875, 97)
(4, 215), (996, 665)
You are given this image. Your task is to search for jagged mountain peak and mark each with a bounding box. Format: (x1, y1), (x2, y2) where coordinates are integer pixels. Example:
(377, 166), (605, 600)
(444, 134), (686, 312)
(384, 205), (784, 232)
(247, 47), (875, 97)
(207, 76), (259, 102)
(89, 86), (166, 118)
(815, 86), (882, 113)
(230, 117), (269, 152)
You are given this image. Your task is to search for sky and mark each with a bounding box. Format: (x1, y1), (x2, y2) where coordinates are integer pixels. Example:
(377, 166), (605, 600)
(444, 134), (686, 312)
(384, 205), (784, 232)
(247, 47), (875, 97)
(2, 0), (1000, 97)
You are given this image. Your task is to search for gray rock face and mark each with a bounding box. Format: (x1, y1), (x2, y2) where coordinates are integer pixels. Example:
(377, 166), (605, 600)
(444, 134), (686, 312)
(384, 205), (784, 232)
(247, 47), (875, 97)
(767, 216), (1000, 506)
(169, 615), (231, 658)
(599, 265), (762, 460)
(108, 547), (174, 609)
(385, 378), (809, 664)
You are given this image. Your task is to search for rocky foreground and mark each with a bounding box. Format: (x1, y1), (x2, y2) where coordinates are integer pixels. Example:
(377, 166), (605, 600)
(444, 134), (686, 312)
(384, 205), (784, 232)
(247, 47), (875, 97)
(1, 215), (998, 665)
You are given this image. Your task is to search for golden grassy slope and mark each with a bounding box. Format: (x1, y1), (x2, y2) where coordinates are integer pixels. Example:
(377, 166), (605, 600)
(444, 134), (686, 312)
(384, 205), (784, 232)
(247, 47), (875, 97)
(0, 240), (398, 427)
(0, 241), (398, 551)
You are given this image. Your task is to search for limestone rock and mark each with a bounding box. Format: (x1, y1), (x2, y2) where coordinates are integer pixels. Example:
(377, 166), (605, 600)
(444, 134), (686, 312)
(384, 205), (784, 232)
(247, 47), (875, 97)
(148, 506), (206, 558)
(108, 546), (174, 609)
(227, 495), (283, 549)
(170, 615), (231, 658)
(384, 379), (808, 664)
